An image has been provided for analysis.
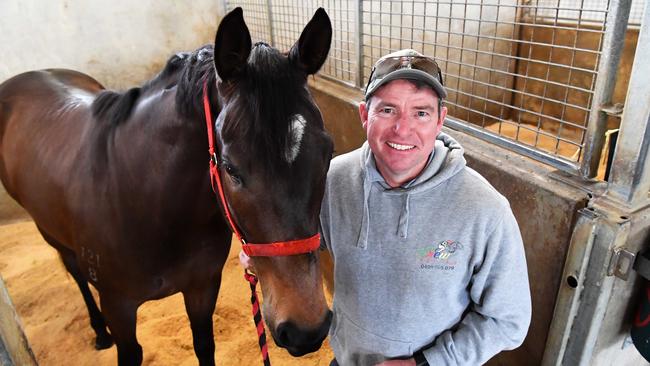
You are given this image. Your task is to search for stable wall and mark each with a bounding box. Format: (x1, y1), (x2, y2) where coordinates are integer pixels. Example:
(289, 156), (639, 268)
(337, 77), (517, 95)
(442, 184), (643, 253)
(0, 0), (225, 89)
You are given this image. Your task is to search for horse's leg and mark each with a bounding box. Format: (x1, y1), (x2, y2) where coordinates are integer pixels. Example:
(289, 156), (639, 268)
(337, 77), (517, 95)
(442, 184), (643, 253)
(100, 294), (142, 366)
(36, 227), (114, 349)
(182, 278), (221, 366)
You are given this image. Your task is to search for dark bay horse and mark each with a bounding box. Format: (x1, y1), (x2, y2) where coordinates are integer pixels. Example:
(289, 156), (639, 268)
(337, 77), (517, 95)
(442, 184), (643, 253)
(0, 7), (333, 365)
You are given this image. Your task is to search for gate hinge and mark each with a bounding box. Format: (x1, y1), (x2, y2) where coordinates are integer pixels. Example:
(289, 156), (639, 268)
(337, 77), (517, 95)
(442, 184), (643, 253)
(607, 248), (636, 280)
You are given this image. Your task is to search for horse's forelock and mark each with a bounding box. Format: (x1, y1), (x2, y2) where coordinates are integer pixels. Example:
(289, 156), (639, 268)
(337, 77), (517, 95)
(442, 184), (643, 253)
(221, 45), (315, 174)
(174, 43), (318, 174)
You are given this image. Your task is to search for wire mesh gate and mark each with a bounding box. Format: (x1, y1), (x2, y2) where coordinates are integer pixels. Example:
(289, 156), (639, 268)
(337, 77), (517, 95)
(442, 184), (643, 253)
(223, 0), (644, 178)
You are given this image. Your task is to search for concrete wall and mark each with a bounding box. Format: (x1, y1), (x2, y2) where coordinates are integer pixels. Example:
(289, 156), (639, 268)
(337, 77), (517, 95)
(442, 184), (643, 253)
(308, 76), (589, 365)
(0, 0), (226, 89)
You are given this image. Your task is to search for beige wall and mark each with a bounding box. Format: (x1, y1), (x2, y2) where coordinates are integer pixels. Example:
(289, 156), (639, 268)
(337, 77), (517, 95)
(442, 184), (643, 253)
(0, 0), (226, 89)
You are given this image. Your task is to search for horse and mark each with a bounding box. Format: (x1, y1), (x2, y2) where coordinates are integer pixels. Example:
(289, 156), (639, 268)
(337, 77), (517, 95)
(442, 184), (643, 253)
(0, 7), (333, 366)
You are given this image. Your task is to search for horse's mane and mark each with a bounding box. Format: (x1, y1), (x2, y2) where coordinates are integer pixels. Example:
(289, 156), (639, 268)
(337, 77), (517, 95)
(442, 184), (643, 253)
(92, 43), (313, 174)
(91, 49), (190, 125)
(91, 88), (141, 125)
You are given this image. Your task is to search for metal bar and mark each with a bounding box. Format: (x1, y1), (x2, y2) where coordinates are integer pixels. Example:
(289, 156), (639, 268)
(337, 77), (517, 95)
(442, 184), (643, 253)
(561, 215), (630, 366)
(606, 0), (650, 207)
(579, 0), (633, 178)
(445, 116), (581, 173)
(447, 87), (589, 131)
(541, 208), (598, 366)
(0, 276), (37, 366)
(383, 2), (608, 14)
(420, 39), (600, 77)
(266, 0), (275, 46)
(370, 43), (598, 95)
(356, 0), (364, 88)
(450, 69), (593, 115)
(364, 13), (608, 35)
(360, 23), (605, 55)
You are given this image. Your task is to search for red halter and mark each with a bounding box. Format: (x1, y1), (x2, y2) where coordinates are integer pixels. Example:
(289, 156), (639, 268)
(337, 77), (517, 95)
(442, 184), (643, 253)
(201, 80), (321, 257)
(203, 79), (321, 366)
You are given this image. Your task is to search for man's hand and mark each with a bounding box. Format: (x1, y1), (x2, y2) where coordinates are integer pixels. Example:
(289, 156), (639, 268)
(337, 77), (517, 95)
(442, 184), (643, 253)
(239, 250), (254, 271)
(375, 359), (416, 366)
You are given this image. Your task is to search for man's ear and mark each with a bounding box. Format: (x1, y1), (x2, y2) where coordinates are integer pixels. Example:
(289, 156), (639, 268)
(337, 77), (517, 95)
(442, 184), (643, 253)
(359, 101), (369, 130)
(436, 105), (448, 135)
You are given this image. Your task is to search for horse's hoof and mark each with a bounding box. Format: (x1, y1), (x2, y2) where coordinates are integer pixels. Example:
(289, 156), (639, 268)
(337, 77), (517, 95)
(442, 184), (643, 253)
(95, 334), (114, 350)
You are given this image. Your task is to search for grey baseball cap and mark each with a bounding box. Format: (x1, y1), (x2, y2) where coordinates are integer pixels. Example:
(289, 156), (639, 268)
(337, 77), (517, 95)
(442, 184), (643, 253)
(364, 49), (447, 100)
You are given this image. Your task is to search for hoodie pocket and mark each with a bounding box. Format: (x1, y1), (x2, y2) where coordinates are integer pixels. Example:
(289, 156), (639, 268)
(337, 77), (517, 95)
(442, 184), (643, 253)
(331, 309), (413, 365)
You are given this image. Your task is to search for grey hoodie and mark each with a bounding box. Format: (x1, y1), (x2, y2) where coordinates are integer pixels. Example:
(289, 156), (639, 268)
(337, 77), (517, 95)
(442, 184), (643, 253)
(320, 132), (531, 365)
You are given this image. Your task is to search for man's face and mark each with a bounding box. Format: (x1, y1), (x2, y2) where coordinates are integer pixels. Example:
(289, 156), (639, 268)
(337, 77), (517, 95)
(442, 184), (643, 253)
(359, 79), (447, 187)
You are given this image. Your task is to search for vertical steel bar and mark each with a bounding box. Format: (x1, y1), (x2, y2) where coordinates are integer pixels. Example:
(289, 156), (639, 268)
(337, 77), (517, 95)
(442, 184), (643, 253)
(356, 0), (364, 88)
(579, 0), (632, 178)
(606, 0), (650, 207)
(267, 0), (275, 47)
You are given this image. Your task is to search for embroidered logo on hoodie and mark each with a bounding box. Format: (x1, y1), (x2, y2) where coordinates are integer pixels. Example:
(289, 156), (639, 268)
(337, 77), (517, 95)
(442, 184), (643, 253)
(418, 240), (463, 270)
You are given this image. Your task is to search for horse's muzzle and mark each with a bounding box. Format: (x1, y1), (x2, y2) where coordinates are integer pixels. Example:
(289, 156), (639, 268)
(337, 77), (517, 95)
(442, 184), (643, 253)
(272, 310), (333, 356)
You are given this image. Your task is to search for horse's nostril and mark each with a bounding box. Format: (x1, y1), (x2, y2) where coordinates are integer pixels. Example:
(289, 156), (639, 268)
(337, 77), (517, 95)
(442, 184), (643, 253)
(275, 322), (295, 346)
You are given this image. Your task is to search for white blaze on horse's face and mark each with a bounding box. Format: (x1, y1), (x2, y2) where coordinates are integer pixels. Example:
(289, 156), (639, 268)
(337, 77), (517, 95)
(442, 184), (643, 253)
(285, 114), (307, 163)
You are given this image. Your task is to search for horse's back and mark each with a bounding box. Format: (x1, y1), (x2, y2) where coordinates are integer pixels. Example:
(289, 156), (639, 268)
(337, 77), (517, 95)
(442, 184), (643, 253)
(0, 69), (103, 238)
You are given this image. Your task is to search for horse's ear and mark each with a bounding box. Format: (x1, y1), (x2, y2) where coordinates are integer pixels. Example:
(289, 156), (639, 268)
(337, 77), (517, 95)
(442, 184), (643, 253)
(214, 7), (252, 82)
(289, 8), (332, 75)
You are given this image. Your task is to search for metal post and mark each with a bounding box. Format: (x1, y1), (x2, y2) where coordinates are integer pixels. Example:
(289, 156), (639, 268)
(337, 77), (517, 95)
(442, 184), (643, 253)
(541, 208), (598, 366)
(266, 0), (275, 47)
(355, 0), (364, 89)
(606, 0), (650, 207)
(0, 276), (37, 366)
(580, 0), (633, 179)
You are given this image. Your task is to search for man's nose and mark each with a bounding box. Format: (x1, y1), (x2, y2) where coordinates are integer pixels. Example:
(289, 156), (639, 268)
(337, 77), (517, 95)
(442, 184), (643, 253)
(393, 114), (413, 135)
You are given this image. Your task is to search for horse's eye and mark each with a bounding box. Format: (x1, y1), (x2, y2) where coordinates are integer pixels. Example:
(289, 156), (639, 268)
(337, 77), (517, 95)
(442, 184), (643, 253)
(223, 164), (242, 185)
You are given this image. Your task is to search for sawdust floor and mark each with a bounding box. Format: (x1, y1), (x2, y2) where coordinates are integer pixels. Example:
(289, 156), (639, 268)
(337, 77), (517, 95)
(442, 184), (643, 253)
(0, 186), (333, 366)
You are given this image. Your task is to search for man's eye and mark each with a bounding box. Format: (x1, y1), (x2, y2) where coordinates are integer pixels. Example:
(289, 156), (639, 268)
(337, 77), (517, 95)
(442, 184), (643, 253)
(417, 111), (429, 117)
(381, 107), (393, 114)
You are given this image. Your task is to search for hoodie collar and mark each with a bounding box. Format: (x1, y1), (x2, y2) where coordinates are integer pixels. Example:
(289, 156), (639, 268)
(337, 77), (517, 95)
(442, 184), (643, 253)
(362, 132), (466, 193)
(355, 132), (467, 248)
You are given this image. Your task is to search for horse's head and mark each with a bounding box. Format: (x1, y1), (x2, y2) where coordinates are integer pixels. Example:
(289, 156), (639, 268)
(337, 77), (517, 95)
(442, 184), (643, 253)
(211, 8), (333, 356)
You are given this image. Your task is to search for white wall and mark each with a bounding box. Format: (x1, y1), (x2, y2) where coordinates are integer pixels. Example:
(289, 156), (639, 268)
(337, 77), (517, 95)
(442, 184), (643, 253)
(0, 0), (226, 89)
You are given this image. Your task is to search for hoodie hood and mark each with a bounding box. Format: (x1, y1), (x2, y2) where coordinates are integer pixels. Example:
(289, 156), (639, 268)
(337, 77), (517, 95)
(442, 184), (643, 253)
(355, 132), (466, 248)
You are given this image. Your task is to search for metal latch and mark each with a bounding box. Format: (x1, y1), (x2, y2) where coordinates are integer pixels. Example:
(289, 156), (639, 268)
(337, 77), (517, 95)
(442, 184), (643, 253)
(608, 248), (636, 280)
(601, 103), (624, 118)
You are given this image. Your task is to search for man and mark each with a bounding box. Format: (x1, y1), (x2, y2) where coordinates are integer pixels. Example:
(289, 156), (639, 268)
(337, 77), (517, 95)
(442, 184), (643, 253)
(244, 49), (532, 365)
(320, 49), (531, 366)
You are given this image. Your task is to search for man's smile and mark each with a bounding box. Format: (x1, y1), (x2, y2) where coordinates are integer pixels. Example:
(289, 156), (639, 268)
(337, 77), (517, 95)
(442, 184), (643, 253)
(386, 141), (416, 151)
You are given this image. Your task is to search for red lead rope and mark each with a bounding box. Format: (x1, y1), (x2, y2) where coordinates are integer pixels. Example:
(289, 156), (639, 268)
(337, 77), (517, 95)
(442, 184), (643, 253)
(245, 271), (271, 366)
(202, 80), (320, 366)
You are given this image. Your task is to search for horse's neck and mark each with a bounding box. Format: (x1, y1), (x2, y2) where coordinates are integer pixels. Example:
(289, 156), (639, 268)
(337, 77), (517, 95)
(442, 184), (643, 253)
(102, 88), (210, 197)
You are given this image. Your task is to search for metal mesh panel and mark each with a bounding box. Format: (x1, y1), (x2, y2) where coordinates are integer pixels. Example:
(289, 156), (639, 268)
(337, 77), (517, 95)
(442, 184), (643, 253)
(361, 0), (616, 162)
(223, 0), (640, 172)
(225, 0), (271, 43)
(537, 0), (645, 26)
(226, 0), (358, 85)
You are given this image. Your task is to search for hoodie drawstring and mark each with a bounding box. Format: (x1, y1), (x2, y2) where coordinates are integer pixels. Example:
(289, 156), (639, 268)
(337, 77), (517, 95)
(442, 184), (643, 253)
(397, 194), (411, 238)
(356, 177), (372, 249)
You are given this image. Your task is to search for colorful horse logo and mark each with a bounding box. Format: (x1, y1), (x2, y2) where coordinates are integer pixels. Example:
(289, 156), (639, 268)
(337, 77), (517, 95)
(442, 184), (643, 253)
(419, 240), (463, 264)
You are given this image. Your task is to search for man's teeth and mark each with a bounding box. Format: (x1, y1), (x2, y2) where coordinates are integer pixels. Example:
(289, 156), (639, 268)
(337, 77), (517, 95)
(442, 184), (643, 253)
(387, 142), (415, 151)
